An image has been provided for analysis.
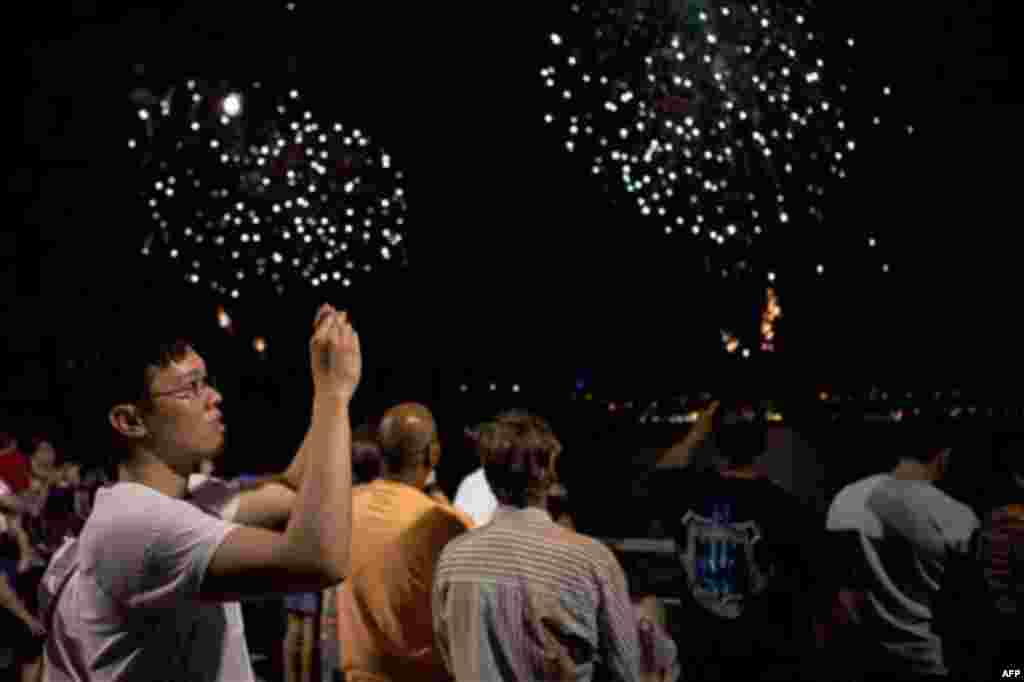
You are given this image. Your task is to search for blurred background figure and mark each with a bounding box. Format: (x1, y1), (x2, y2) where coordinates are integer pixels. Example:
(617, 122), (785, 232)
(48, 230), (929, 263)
(0, 564), (45, 682)
(940, 435), (1024, 680)
(633, 590), (681, 682)
(0, 433), (32, 497)
(453, 429), (499, 526)
(351, 434), (384, 486)
(284, 590), (319, 682)
(0, 432), (47, 682)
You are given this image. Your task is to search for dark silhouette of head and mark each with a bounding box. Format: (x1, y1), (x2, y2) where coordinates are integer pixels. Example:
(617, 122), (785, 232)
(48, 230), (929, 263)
(711, 398), (767, 469)
(352, 440), (384, 485)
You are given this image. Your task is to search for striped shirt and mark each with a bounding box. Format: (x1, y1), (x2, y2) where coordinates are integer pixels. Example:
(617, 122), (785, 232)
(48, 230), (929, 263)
(433, 505), (641, 681)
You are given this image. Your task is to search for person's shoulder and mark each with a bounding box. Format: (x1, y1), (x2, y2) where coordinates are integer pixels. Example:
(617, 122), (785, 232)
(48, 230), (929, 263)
(421, 495), (475, 531)
(89, 482), (214, 534)
(465, 467), (486, 483)
(443, 503), (475, 531)
(187, 474), (240, 520)
(930, 485), (979, 531)
(827, 475), (885, 529)
(78, 484), (167, 561)
(556, 528), (621, 570)
(831, 474), (889, 508)
(436, 518), (482, 564)
(895, 479), (973, 517)
(92, 481), (164, 512)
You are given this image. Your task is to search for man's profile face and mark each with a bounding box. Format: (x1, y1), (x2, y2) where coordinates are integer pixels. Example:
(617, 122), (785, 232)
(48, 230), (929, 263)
(144, 350), (226, 467)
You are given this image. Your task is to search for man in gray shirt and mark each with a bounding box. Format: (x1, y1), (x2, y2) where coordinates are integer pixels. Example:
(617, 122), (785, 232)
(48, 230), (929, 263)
(825, 425), (978, 681)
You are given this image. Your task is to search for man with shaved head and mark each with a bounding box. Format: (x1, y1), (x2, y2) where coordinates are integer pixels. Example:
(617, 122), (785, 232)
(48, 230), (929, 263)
(336, 402), (472, 682)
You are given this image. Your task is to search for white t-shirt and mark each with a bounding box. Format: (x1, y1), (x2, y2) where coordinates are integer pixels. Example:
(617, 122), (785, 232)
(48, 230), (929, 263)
(44, 475), (252, 682)
(826, 474), (979, 677)
(453, 467), (498, 526)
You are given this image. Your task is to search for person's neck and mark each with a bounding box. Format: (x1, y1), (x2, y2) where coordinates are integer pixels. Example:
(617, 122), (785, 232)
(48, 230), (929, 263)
(494, 494), (549, 512)
(381, 470), (426, 490)
(516, 493), (549, 511)
(118, 450), (189, 499)
(891, 460), (937, 483)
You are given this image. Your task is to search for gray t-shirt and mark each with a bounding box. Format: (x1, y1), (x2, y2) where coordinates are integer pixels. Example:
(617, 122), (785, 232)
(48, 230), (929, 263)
(826, 474), (979, 677)
(44, 476), (252, 682)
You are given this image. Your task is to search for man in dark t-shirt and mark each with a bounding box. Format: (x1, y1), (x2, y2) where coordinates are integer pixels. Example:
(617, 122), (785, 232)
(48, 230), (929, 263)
(941, 438), (1024, 680)
(653, 413), (820, 681)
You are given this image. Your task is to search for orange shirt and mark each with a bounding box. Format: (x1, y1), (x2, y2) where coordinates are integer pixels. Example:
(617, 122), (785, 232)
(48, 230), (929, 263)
(338, 480), (472, 682)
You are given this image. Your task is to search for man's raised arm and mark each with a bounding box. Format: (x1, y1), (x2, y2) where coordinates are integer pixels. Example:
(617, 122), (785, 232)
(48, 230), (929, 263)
(653, 399), (720, 469)
(232, 307), (347, 529)
(200, 305), (359, 601)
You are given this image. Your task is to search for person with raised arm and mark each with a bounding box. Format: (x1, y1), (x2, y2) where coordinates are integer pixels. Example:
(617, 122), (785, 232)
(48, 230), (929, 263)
(41, 304), (360, 682)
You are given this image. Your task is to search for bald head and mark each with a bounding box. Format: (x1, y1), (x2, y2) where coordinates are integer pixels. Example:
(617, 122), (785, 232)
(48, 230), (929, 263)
(377, 403), (439, 477)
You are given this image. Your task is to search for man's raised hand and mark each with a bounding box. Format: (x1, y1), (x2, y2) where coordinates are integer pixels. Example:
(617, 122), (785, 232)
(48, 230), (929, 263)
(310, 305), (362, 402)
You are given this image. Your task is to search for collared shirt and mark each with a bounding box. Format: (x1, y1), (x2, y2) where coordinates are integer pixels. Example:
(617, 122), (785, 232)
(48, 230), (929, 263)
(433, 505), (641, 681)
(453, 467), (498, 527)
(337, 479), (472, 682)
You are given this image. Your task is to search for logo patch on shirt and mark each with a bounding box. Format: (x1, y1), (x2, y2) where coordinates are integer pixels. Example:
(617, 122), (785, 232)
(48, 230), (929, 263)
(678, 503), (767, 619)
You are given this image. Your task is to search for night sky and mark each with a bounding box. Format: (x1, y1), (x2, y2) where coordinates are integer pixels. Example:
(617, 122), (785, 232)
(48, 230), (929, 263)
(7, 1), (1017, 402)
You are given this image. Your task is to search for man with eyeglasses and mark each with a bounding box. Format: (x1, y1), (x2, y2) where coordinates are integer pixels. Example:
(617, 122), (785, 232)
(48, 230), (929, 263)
(40, 304), (360, 682)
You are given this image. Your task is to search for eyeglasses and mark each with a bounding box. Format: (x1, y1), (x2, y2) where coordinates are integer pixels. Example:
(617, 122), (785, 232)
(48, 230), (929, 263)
(150, 375), (218, 402)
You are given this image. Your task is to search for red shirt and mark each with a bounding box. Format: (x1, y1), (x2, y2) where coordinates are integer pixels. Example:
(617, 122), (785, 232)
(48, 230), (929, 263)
(0, 449), (32, 493)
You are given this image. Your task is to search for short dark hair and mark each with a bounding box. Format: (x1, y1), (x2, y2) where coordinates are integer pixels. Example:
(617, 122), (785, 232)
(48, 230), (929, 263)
(895, 422), (963, 464)
(711, 398), (767, 468)
(475, 412), (563, 507)
(66, 319), (194, 474)
(352, 440), (383, 484)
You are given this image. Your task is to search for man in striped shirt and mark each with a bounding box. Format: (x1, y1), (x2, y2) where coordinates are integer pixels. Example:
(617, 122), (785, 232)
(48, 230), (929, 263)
(433, 412), (641, 681)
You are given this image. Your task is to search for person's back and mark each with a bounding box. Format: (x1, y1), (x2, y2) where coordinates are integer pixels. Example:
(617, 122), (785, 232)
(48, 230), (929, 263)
(433, 412), (640, 682)
(337, 403), (471, 682)
(435, 506), (638, 681)
(826, 434), (978, 681)
(654, 466), (815, 679)
(339, 480), (470, 681)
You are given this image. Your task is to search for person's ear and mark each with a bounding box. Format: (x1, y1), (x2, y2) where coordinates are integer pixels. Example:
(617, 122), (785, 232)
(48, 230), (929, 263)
(109, 404), (148, 440)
